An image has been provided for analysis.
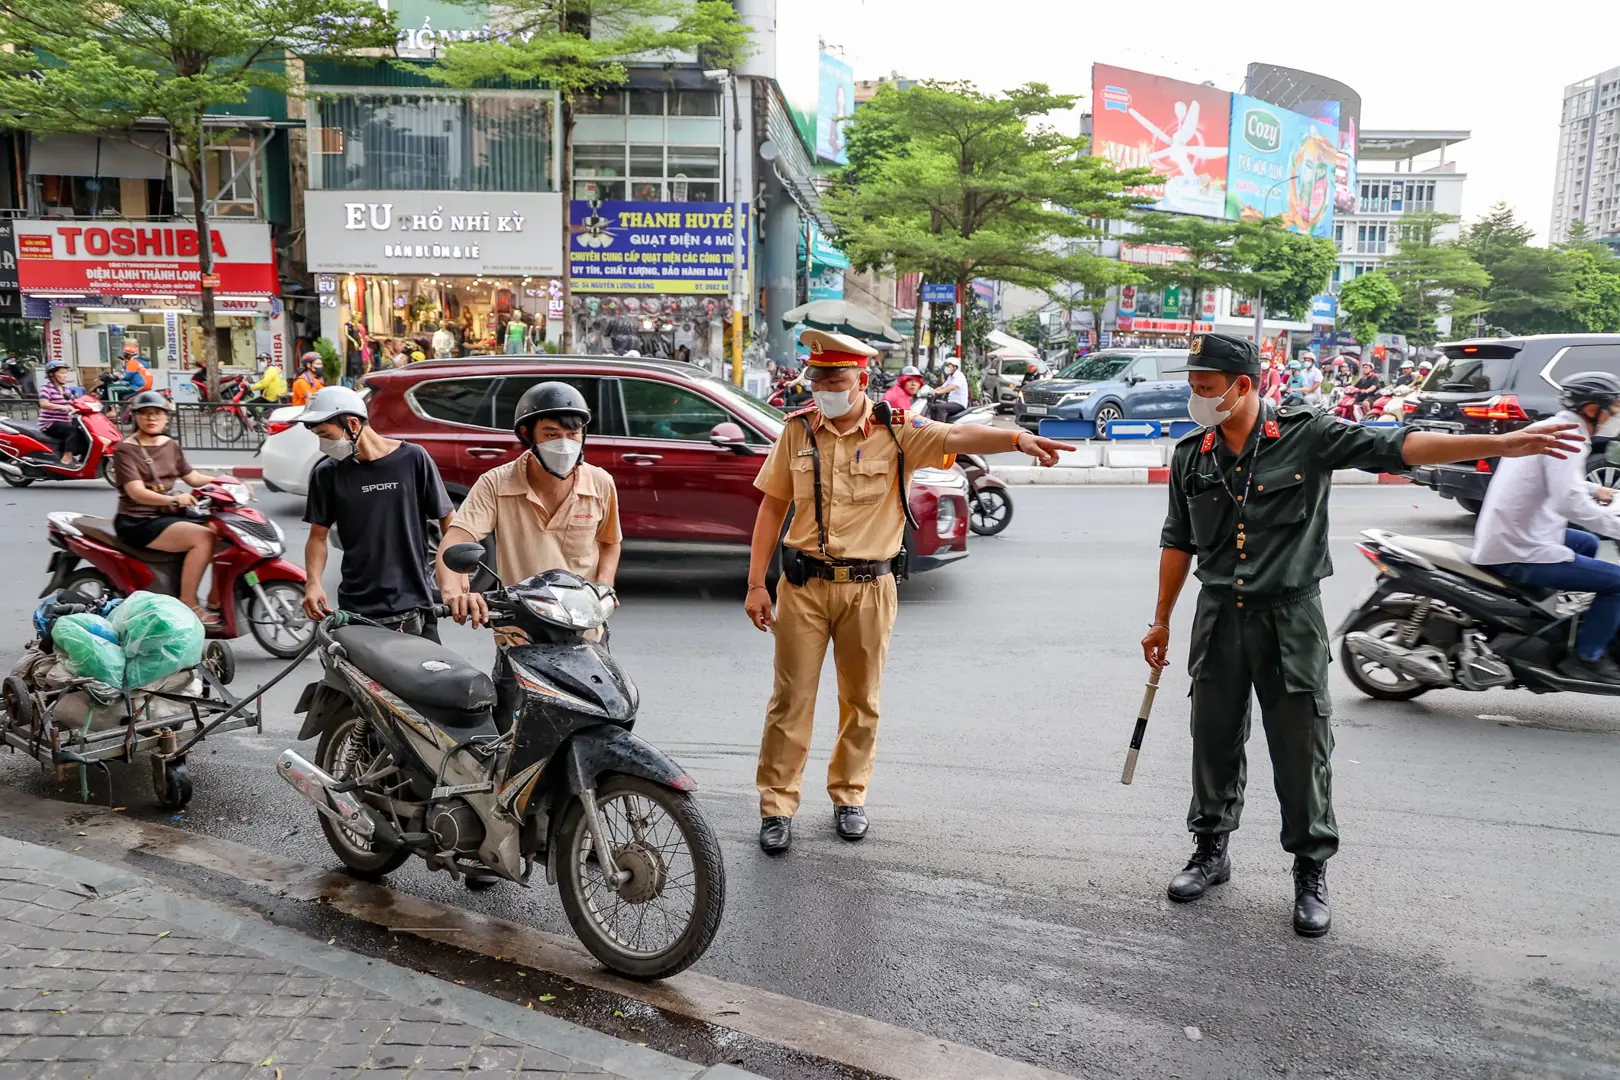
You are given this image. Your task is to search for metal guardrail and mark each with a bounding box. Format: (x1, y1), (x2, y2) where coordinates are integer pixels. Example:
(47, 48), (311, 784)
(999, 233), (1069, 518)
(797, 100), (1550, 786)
(0, 398), (281, 452)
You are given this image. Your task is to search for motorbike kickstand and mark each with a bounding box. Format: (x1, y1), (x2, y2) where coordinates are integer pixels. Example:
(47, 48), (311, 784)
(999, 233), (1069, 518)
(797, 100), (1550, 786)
(577, 787), (628, 887)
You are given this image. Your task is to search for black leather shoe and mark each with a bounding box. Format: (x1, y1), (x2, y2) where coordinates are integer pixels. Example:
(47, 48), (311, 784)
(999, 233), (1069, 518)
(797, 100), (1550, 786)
(834, 805), (868, 841)
(759, 816), (792, 854)
(1167, 833), (1230, 902)
(1293, 857), (1332, 937)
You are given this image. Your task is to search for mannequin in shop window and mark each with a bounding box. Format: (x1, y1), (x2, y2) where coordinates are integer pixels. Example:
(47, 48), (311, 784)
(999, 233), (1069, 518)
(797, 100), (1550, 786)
(505, 311), (527, 355)
(433, 321), (457, 359)
(342, 323), (365, 386)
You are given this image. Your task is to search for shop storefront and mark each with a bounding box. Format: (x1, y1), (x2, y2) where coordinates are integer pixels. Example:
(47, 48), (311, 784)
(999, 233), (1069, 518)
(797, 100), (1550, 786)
(304, 190), (564, 367)
(567, 199), (747, 362)
(0, 221), (36, 357)
(13, 220), (281, 390)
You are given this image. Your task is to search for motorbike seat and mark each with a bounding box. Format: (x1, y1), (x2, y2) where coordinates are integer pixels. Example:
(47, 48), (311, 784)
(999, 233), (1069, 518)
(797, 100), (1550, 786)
(332, 624), (495, 728)
(70, 516), (184, 565)
(2, 418), (55, 447)
(1380, 533), (1558, 601)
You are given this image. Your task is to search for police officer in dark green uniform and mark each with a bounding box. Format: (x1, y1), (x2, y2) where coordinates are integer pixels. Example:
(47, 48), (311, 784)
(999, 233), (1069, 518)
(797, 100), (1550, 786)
(1141, 333), (1582, 937)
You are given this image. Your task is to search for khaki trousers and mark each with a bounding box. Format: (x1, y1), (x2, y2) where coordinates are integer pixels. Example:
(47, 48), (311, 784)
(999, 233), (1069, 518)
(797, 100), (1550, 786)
(756, 576), (898, 818)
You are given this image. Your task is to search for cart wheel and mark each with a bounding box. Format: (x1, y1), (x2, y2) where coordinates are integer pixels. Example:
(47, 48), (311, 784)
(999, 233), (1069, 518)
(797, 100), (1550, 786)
(1, 676), (32, 730)
(155, 761), (193, 809)
(202, 641), (235, 685)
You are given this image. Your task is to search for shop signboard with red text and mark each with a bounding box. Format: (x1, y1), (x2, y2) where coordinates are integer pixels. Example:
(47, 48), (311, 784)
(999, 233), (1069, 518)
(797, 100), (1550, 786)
(13, 221), (278, 296)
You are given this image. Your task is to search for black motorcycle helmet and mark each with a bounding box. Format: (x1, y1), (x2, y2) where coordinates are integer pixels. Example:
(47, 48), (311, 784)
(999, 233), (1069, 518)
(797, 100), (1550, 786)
(1558, 371), (1620, 414)
(512, 381), (591, 445)
(127, 390), (173, 414)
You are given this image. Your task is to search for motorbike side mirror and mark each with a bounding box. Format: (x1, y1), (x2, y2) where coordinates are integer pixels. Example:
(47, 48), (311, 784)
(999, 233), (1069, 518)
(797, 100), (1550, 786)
(442, 542), (490, 575)
(709, 421), (750, 453)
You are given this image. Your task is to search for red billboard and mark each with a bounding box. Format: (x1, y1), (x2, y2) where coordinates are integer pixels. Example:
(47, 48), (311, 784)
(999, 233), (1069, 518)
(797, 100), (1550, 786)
(1091, 64), (1231, 219)
(13, 221), (278, 296)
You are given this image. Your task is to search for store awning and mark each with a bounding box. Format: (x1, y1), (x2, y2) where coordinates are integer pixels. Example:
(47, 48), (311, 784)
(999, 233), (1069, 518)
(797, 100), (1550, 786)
(781, 299), (904, 344)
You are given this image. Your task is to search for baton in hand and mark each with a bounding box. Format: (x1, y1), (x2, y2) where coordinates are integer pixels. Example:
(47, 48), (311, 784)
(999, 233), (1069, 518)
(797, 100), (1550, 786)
(1120, 666), (1162, 785)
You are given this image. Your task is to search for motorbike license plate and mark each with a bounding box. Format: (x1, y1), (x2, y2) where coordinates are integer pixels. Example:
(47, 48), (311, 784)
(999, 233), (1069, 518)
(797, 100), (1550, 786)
(1024, 405), (1048, 415)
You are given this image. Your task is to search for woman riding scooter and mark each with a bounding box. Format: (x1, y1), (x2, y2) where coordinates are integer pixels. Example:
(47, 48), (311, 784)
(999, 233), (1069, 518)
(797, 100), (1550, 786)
(38, 360), (87, 464)
(111, 390), (227, 627)
(883, 366), (926, 412)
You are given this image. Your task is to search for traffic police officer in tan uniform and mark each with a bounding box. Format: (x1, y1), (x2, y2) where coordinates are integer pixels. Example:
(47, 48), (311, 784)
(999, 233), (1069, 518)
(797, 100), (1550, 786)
(746, 330), (1073, 852)
(1142, 332), (1580, 936)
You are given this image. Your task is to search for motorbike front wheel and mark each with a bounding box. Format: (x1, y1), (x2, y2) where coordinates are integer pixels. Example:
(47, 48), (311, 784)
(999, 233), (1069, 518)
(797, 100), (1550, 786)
(556, 774), (725, 981)
(210, 410), (247, 444)
(246, 580), (315, 658)
(1339, 608), (1434, 702)
(969, 487), (1013, 536)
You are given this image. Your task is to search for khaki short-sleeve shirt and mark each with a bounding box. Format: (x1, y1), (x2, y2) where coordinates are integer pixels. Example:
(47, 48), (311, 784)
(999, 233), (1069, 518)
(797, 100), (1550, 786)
(451, 457), (622, 583)
(755, 397), (953, 561)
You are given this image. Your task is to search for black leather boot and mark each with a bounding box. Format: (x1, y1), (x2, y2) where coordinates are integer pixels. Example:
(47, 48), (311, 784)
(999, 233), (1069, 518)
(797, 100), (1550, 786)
(759, 816), (792, 854)
(1167, 833), (1230, 902)
(1293, 857), (1331, 937)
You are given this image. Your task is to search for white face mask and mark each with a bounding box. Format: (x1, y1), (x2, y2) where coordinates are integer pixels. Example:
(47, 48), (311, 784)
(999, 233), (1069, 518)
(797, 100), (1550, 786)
(1188, 380), (1243, 429)
(533, 438), (583, 478)
(318, 436), (355, 462)
(813, 388), (858, 419)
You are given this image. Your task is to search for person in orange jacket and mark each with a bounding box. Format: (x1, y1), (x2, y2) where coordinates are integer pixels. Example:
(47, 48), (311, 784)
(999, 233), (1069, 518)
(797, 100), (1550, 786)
(122, 342), (153, 393)
(290, 352), (325, 407)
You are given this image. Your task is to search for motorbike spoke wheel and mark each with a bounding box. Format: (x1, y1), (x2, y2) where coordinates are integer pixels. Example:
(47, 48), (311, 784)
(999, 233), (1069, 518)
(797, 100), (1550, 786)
(210, 410), (246, 443)
(1340, 611), (1432, 702)
(247, 581), (314, 659)
(969, 488), (1013, 536)
(557, 775), (725, 981)
(315, 713), (409, 877)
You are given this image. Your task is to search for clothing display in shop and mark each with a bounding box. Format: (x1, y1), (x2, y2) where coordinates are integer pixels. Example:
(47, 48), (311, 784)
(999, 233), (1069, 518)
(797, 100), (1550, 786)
(505, 314), (526, 355)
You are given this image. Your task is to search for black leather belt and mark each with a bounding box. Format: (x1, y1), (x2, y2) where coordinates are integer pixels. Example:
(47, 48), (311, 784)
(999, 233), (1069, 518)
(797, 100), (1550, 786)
(803, 556), (893, 583)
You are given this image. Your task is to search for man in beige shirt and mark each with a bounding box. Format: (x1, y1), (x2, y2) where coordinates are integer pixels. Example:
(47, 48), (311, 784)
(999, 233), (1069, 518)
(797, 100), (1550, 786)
(437, 382), (622, 626)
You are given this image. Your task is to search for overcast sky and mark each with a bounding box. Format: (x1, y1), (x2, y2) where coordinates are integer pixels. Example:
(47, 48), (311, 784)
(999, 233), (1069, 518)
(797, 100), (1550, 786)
(804, 0), (1617, 243)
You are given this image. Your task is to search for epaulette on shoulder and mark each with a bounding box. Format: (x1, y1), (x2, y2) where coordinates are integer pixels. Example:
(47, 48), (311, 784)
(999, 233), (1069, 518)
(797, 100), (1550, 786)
(888, 408), (908, 425)
(1175, 426), (1212, 447)
(785, 405), (818, 419)
(1276, 404), (1318, 420)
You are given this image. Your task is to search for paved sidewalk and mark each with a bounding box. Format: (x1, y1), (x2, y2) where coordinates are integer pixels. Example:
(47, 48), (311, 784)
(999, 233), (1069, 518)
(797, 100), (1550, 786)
(0, 836), (756, 1080)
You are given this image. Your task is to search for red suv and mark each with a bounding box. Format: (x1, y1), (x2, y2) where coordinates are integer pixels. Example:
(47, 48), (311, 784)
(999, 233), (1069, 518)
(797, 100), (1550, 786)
(363, 357), (970, 572)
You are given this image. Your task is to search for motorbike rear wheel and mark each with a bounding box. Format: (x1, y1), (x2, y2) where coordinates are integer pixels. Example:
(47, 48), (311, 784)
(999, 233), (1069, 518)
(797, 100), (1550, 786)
(556, 775), (725, 981)
(210, 410), (247, 444)
(0, 471), (31, 488)
(99, 457), (117, 488)
(969, 487), (1013, 536)
(315, 712), (411, 878)
(1340, 609), (1434, 702)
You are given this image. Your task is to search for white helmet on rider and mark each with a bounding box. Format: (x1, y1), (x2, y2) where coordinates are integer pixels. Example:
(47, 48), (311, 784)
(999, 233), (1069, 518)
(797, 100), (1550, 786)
(300, 385), (368, 427)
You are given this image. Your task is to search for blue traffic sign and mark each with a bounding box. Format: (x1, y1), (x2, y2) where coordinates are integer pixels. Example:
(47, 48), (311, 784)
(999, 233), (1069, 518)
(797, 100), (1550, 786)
(920, 283), (957, 304)
(1101, 420), (1160, 440)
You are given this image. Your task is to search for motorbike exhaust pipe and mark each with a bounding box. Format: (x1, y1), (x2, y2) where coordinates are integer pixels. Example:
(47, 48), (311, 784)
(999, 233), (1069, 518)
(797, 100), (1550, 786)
(1343, 631), (1453, 686)
(276, 749), (381, 839)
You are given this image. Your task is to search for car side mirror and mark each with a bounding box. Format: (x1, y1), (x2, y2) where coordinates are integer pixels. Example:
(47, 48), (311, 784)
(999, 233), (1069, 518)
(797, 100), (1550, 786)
(709, 421), (749, 452)
(442, 542), (488, 575)
(1125, 374), (1145, 385)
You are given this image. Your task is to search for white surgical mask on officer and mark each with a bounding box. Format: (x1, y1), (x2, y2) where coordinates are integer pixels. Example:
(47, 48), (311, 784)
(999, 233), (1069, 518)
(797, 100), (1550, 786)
(1188, 376), (1248, 429)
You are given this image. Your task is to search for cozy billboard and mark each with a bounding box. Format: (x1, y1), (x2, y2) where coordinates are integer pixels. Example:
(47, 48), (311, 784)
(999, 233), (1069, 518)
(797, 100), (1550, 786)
(13, 220), (277, 295)
(1091, 64), (1231, 218)
(1225, 94), (1340, 239)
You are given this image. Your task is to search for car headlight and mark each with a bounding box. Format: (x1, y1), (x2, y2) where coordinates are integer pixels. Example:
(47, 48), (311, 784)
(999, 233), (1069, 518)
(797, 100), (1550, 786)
(935, 497), (957, 538)
(1058, 390), (1093, 405)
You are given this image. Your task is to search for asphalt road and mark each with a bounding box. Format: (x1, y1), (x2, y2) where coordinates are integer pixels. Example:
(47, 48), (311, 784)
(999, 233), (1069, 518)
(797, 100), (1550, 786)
(0, 479), (1617, 1079)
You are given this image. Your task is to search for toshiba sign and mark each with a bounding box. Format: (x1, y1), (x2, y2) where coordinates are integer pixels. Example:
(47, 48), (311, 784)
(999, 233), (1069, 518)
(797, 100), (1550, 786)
(13, 221), (277, 296)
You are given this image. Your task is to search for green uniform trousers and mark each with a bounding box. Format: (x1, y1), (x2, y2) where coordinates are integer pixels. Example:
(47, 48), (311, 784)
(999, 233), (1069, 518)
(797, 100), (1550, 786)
(1186, 587), (1338, 863)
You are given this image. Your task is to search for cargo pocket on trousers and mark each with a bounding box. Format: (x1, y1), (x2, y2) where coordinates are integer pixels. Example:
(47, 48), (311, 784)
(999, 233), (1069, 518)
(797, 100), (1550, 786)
(1276, 603), (1330, 694)
(1185, 591), (1222, 683)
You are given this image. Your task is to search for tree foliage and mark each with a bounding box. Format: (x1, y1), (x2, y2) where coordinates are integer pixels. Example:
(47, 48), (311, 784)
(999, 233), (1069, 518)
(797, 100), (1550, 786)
(1007, 310), (1045, 345)
(1379, 212), (1490, 345)
(1336, 271), (1400, 343)
(825, 81), (1154, 301)
(430, 0), (751, 349)
(1459, 203), (1577, 335)
(1129, 216), (1336, 322)
(0, 0), (398, 393)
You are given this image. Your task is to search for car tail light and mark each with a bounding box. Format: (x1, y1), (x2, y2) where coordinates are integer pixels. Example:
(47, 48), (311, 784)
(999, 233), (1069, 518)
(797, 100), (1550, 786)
(1401, 399), (1418, 415)
(1476, 459), (1492, 473)
(265, 420), (292, 436)
(1459, 396), (1528, 422)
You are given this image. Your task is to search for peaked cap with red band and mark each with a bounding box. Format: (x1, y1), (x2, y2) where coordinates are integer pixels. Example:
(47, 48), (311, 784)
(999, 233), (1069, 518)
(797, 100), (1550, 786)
(801, 328), (877, 376)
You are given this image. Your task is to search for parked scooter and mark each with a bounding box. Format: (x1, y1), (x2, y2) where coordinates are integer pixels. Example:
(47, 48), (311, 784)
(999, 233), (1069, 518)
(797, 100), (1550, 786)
(41, 480), (313, 658)
(954, 452), (1014, 536)
(0, 396), (121, 488)
(280, 543), (725, 980)
(1339, 527), (1620, 700)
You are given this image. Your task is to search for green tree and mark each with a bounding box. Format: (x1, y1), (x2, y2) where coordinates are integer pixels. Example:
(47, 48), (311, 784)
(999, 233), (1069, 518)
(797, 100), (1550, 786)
(430, 0), (752, 350)
(1233, 223), (1340, 321)
(825, 81), (1153, 332)
(0, 0), (398, 396)
(1336, 271), (1400, 343)
(1007, 310), (1046, 346)
(1380, 212), (1490, 345)
(1559, 223), (1620, 333)
(1458, 203), (1577, 334)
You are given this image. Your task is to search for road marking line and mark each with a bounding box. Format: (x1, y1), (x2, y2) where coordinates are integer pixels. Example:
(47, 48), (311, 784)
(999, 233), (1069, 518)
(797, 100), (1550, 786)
(0, 794), (1075, 1080)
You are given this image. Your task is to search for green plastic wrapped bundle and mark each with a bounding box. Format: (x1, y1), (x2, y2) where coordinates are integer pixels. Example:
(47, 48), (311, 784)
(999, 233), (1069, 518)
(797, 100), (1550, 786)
(109, 592), (204, 689)
(52, 613), (126, 688)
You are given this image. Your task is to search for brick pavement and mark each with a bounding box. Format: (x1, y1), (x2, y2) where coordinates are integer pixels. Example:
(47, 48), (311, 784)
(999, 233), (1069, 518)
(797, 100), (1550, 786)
(0, 840), (756, 1080)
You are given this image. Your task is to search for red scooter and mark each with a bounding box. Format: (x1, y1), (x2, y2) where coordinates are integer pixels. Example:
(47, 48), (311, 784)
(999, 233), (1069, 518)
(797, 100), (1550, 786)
(40, 480), (313, 658)
(0, 396), (122, 488)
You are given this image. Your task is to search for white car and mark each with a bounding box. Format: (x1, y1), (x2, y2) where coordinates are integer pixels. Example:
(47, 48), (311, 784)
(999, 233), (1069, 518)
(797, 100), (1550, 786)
(257, 404), (320, 496)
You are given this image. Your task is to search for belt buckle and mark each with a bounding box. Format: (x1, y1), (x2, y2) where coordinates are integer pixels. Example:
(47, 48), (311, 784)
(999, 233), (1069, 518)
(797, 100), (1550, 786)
(831, 565), (852, 583)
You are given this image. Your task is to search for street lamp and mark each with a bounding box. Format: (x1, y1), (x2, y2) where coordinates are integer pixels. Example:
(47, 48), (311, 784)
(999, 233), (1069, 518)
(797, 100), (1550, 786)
(704, 68), (746, 386)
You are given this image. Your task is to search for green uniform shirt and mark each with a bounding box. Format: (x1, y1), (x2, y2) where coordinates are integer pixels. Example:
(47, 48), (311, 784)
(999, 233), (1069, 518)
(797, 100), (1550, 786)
(1160, 405), (1410, 597)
